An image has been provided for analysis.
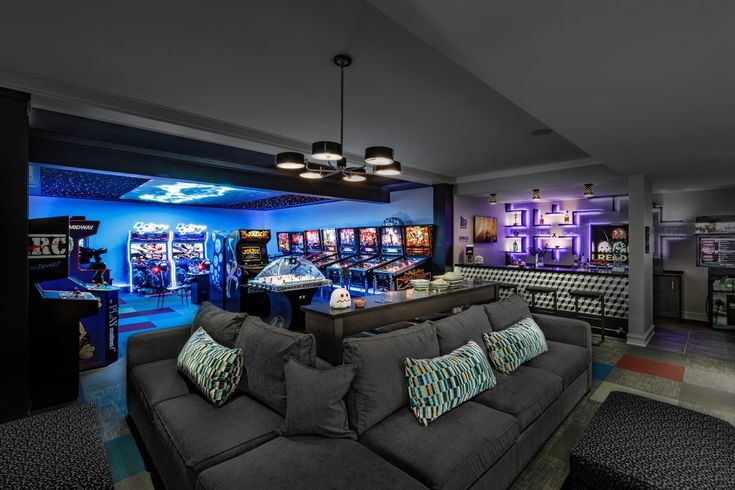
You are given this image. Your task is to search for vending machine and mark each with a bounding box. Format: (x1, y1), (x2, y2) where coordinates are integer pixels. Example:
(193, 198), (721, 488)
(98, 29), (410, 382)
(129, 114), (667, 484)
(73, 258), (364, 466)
(696, 216), (735, 330)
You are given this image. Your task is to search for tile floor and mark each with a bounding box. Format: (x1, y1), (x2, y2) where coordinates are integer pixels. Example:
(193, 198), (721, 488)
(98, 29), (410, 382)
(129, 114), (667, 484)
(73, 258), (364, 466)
(78, 297), (735, 490)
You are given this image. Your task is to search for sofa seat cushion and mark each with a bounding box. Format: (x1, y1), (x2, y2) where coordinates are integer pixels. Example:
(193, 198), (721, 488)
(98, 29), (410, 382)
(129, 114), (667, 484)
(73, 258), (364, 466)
(433, 305), (493, 354)
(360, 402), (519, 490)
(524, 340), (589, 389)
(152, 393), (282, 486)
(195, 436), (425, 490)
(473, 366), (562, 430)
(130, 358), (192, 409)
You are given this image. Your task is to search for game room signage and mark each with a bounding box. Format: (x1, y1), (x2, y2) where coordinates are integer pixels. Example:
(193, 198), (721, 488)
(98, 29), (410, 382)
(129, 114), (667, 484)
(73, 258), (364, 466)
(591, 224), (629, 264)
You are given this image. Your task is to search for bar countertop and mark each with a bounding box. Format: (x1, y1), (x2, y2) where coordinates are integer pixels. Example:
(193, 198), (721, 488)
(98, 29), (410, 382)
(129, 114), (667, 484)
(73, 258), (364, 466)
(301, 280), (497, 318)
(455, 263), (628, 277)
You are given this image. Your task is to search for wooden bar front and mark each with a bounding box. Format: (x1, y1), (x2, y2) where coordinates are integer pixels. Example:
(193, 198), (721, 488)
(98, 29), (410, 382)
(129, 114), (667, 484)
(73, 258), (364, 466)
(302, 282), (497, 364)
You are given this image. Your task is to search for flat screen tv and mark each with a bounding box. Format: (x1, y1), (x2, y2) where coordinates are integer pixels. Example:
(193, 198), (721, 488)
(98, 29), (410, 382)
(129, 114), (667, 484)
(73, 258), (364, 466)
(473, 216), (497, 243)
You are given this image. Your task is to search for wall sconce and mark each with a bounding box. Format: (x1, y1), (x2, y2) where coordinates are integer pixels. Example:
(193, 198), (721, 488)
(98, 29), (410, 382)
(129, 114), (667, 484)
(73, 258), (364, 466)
(489, 193), (498, 205)
(584, 183), (594, 198)
(531, 189), (541, 201)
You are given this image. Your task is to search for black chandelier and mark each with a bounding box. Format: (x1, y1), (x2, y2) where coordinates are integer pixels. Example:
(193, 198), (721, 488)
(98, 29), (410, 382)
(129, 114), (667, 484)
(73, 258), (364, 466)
(275, 54), (400, 182)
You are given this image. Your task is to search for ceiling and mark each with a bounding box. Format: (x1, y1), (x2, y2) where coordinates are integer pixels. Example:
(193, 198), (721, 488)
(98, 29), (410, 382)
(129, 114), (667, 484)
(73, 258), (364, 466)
(0, 0), (586, 182)
(3, 1), (734, 197)
(30, 165), (331, 210)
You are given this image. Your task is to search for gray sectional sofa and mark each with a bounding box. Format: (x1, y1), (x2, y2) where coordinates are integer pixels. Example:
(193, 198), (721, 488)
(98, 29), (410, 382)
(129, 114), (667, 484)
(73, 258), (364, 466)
(126, 295), (591, 490)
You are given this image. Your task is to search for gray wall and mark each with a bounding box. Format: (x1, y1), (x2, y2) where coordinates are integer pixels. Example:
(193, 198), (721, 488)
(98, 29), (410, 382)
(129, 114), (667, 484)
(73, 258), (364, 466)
(654, 187), (735, 321)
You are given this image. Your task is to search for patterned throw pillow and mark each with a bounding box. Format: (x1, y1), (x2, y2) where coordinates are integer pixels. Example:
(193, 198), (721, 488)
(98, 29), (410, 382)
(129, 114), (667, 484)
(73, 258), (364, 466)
(483, 316), (547, 374)
(405, 341), (496, 426)
(177, 328), (243, 407)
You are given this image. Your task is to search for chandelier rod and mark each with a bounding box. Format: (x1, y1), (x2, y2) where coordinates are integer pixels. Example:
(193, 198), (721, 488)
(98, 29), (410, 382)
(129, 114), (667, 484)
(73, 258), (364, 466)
(340, 60), (345, 157)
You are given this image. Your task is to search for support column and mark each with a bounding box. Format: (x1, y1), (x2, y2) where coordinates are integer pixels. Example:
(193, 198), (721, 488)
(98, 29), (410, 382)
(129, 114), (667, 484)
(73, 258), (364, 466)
(0, 87), (30, 421)
(627, 173), (654, 346)
(432, 184), (454, 274)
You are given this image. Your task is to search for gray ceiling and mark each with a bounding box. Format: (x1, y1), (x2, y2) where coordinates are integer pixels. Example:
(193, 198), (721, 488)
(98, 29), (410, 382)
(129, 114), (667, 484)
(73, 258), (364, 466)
(2, 1), (734, 195)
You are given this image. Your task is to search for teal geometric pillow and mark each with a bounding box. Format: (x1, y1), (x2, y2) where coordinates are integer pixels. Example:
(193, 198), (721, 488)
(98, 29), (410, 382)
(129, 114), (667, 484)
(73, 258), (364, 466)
(482, 316), (547, 374)
(177, 327), (243, 407)
(405, 341), (496, 426)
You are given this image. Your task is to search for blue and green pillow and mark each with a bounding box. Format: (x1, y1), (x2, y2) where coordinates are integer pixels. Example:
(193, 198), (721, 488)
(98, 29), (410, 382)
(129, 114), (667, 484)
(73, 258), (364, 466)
(483, 316), (547, 374)
(405, 341), (496, 426)
(178, 327), (244, 407)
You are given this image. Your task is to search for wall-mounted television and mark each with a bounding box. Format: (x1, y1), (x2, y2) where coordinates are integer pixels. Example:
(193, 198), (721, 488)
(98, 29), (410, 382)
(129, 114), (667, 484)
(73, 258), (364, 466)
(473, 216), (497, 243)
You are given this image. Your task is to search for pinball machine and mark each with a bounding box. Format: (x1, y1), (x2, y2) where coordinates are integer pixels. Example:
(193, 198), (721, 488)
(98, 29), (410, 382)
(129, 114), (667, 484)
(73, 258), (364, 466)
(313, 227), (355, 270)
(209, 229), (271, 312)
(348, 223), (403, 292)
(373, 225), (434, 291)
(276, 232), (291, 257)
(290, 231), (305, 255)
(326, 227), (378, 287)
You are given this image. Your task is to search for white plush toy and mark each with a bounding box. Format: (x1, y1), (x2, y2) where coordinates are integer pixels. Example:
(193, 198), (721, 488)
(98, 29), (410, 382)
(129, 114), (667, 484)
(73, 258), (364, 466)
(329, 288), (352, 309)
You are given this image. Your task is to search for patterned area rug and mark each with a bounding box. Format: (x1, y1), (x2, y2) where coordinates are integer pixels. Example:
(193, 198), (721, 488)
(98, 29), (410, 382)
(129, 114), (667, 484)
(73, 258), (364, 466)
(0, 403), (113, 489)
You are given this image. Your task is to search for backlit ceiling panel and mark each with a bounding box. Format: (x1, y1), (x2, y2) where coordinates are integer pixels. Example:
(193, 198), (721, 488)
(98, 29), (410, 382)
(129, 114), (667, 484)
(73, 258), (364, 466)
(37, 166), (330, 210)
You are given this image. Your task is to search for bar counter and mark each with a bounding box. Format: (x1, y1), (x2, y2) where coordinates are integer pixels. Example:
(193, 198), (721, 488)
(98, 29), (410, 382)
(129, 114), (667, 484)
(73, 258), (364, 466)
(302, 281), (498, 363)
(455, 264), (629, 336)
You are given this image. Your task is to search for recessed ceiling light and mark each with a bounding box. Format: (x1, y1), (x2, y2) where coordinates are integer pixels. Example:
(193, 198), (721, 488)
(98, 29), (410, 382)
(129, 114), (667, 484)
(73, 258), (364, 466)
(530, 128), (553, 136)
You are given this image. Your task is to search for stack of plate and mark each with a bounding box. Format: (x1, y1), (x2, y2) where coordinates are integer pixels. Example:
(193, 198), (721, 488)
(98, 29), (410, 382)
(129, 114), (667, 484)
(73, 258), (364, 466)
(442, 272), (465, 288)
(431, 280), (449, 291)
(410, 279), (430, 291)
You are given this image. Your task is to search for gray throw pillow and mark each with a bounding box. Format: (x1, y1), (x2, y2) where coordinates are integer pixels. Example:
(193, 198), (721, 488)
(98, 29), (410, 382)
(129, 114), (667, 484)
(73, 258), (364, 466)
(343, 322), (440, 435)
(434, 304), (493, 354)
(483, 294), (532, 331)
(279, 357), (357, 440)
(236, 315), (317, 415)
(191, 302), (247, 348)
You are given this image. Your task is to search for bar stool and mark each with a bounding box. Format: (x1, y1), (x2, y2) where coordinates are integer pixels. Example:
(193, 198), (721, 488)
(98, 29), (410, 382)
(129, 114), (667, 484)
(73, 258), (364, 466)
(525, 285), (559, 314)
(569, 289), (606, 345)
(496, 282), (519, 296)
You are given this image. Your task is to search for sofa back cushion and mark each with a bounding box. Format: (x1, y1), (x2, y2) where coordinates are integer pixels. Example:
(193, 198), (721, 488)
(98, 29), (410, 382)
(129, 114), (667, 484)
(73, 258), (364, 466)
(434, 305), (493, 354)
(192, 302), (247, 348)
(483, 294), (532, 330)
(236, 316), (316, 416)
(343, 322), (439, 435)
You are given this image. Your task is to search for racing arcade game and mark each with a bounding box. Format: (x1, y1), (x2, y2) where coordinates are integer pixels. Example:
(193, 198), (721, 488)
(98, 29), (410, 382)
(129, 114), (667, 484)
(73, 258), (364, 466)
(348, 224), (403, 292)
(209, 229), (271, 312)
(68, 217), (120, 371)
(127, 222), (174, 294)
(327, 227), (376, 287)
(373, 225), (434, 291)
(29, 217), (99, 410)
(172, 223), (210, 304)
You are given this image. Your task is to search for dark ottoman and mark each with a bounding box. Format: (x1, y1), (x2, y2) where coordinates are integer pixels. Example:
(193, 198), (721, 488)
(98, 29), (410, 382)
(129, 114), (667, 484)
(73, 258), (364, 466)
(569, 391), (735, 490)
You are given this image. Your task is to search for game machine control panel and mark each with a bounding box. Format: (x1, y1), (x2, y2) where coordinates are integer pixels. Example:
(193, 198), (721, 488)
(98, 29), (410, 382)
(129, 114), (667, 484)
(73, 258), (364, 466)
(68, 216), (120, 371)
(28, 216), (101, 410)
(127, 222), (174, 294)
(348, 223), (403, 292)
(373, 224), (434, 291)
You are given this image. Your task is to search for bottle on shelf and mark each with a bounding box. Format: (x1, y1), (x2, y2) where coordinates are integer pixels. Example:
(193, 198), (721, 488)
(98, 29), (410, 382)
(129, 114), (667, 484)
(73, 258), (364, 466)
(512, 240), (519, 252)
(513, 213), (518, 226)
(539, 214), (545, 225)
(564, 210), (570, 223)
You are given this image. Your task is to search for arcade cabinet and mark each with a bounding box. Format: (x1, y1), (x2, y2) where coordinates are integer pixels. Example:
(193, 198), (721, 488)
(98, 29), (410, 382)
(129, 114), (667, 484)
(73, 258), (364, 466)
(68, 216), (120, 371)
(348, 223), (403, 292)
(276, 232), (291, 257)
(373, 225), (434, 291)
(209, 229), (271, 312)
(172, 223), (210, 304)
(127, 222), (174, 294)
(290, 231), (305, 255)
(696, 216), (735, 330)
(28, 217), (100, 410)
(327, 226), (377, 286)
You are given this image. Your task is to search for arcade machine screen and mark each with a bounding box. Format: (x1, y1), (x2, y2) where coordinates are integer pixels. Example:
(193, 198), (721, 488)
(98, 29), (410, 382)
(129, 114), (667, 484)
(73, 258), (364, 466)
(240, 245), (264, 264)
(129, 242), (168, 263)
(172, 242), (204, 261)
(339, 228), (356, 251)
(277, 232), (291, 255)
(380, 225), (403, 254)
(290, 232), (304, 254)
(405, 225), (432, 256)
(322, 228), (337, 253)
(305, 229), (322, 255)
(358, 227), (378, 253)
